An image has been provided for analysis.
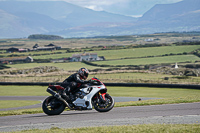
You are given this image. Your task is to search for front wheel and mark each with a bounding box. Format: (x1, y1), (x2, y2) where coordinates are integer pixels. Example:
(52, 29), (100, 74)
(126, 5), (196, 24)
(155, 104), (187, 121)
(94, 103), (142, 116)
(42, 96), (66, 115)
(93, 94), (115, 112)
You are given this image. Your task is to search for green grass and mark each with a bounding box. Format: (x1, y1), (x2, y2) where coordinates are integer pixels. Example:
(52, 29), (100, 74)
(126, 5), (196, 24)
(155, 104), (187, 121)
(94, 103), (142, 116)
(1, 85), (200, 98)
(0, 85), (48, 96)
(0, 100), (40, 109)
(92, 72), (200, 82)
(26, 45), (200, 60)
(1, 72), (200, 84)
(6, 62), (108, 71)
(0, 50), (66, 58)
(3, 45), (200, 73)
(115, 95), (200, 107)
(5, 124), (200, 133)
(32, 52), (73, 59)
(95, 45), (200, 60)
(108, 86), (200, 98)
(95, 55), (200, 66)
(0, 108), (43, 116)
(3, 45), (199, 61)
(5, 54), (200, 72)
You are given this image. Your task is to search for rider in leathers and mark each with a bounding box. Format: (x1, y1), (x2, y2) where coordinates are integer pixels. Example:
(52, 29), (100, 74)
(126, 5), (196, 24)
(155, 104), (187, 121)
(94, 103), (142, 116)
(61, 68), (90, 96)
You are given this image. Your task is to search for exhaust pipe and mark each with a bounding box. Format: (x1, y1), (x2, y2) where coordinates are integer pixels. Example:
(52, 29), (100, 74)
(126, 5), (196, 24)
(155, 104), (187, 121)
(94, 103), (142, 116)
(46, 88), (73, 110)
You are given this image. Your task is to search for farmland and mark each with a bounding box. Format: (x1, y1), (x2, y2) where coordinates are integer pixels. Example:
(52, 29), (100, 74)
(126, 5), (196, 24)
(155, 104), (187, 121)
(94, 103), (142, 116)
(0, 32), (200, 84)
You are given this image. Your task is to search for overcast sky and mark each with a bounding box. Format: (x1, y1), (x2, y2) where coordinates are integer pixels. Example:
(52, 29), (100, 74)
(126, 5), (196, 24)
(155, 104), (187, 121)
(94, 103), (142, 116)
(2, 0), (183, 17)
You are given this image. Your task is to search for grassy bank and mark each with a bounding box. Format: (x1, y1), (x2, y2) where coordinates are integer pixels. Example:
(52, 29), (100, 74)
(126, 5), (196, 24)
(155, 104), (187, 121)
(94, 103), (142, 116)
(5, 124), (200, 133)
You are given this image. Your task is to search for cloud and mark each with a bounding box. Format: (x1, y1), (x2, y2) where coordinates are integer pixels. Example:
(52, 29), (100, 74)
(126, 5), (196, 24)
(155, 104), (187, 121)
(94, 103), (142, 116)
(63, 0), (130, 10)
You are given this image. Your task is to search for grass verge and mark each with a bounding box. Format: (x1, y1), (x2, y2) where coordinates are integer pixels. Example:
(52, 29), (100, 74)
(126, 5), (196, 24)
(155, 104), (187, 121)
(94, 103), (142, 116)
(1, 95), (200, 117)
(0, 100), (41, 109)
(6, 124), (200, 133)
(0, 108), (43, 117)
(115, 95), (200, 107)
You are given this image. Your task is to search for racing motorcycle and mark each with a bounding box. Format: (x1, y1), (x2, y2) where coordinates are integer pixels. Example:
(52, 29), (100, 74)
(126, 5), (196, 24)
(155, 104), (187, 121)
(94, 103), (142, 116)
(42, 77), (115, 115)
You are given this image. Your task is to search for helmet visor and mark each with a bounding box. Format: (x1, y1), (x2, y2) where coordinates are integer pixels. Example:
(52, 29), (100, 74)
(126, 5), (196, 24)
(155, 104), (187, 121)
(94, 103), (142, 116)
(85, 72), (88, 78)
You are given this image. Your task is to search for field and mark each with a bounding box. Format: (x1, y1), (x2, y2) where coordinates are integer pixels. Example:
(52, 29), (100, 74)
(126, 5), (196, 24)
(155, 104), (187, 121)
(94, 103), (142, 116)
(2, 44), (199, 60)
(95, 55), (199, 66)
(9, 45), (196, 60)
(0, 33), (200, 84)
(0, 33), (199, 49)
(89, 45), (200, 60)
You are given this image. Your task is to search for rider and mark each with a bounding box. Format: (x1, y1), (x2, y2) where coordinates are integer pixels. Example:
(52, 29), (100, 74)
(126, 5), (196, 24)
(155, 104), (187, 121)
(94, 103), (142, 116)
(61, 67), (90, 96)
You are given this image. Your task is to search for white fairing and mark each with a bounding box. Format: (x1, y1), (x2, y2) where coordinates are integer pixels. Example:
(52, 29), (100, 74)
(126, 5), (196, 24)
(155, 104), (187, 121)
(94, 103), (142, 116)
(73, 85), (105, 109)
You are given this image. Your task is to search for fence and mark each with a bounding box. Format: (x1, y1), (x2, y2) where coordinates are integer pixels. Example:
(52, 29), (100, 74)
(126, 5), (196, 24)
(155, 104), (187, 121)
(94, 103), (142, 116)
(0, 82), (200, 90)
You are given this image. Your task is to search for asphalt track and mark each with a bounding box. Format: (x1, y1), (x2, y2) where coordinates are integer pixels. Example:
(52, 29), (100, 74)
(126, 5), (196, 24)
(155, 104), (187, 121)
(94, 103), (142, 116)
(0, 102), (199, 132)
(0, 96), (158, 111)
(0, 96), (200, 132)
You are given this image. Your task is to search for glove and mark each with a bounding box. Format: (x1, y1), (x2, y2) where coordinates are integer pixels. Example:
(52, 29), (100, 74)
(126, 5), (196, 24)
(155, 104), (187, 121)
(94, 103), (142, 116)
(87, 79), (92, 83)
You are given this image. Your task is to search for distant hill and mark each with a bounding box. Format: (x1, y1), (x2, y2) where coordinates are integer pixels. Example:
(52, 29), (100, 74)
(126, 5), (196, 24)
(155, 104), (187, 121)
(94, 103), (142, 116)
(0, 1), (136, 38)
(50, 0), (200, 38)
(0, 0), (199, 38)
(138, 0), (200, 32)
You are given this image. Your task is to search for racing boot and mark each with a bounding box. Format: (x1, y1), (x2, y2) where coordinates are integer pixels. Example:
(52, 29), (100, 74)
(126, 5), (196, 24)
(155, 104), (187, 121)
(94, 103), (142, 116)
(63, 86), (73, 103)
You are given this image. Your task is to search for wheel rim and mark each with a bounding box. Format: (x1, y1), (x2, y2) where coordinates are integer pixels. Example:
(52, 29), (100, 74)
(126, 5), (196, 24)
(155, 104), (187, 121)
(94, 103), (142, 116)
(94, 95), (113, 109)
(45, 97), (62, 111)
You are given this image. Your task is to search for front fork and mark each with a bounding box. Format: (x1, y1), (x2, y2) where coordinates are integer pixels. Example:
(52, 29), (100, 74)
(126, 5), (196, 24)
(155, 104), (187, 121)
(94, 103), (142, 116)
(99, 92), (106, 103)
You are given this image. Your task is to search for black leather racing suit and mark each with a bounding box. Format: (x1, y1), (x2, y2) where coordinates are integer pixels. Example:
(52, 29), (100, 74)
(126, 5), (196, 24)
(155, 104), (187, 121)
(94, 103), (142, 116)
(61, 73), (89, 93)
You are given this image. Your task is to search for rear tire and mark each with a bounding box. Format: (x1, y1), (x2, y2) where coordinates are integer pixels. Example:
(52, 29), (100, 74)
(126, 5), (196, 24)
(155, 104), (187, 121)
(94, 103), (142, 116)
(93, 94), (115, 112)
(42, 96), (66, 115)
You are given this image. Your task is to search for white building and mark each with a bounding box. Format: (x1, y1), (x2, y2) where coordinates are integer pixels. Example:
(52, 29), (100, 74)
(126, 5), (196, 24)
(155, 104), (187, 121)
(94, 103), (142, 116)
(70, 53), (104, 62)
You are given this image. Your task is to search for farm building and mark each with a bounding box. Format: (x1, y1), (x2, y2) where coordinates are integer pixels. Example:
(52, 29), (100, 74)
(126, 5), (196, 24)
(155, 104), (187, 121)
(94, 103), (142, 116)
(33, 47), (56, 51)
(6, 47), (19, 53)
(70, 53), (104, 62)
(0, 56), (33, 64)
(33, 43), (61, 51)
(7, 47), (29, 53)
(45, 43), (62, 50)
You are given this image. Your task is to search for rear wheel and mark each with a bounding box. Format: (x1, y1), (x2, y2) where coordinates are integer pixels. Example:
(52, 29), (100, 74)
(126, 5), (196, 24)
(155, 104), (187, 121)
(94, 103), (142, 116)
(42, 96), (66, 115)
(93, 94), (115, 112)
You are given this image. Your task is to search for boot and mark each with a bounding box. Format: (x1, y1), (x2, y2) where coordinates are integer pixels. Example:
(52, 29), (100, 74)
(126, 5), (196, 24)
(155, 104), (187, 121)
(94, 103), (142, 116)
(62, 86), (73, 101)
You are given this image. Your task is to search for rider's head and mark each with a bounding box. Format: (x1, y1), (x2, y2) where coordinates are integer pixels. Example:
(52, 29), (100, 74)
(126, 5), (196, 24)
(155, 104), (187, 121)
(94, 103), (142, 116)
(78, 67), (89, 80)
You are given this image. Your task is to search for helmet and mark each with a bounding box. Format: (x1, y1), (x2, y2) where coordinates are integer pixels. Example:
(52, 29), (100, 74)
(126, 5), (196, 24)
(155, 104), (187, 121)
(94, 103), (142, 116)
(78, 67), (89, 79)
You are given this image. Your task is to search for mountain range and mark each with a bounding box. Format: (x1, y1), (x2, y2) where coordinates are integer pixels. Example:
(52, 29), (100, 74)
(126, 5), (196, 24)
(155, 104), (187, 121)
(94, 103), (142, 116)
(0, 0), (199, 38)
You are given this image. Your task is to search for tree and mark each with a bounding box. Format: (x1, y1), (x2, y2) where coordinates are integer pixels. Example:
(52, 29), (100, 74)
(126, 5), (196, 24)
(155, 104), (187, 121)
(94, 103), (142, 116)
(28, 34), (64, 40)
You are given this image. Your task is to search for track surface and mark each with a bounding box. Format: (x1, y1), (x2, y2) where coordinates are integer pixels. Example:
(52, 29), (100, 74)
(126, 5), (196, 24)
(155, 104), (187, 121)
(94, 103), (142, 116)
(0, 96), (158, 111)
(0, 102), (200, 132)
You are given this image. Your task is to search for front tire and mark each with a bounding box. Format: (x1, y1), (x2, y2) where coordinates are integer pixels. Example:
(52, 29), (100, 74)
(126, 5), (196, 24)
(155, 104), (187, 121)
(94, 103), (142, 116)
(42, 96), (66, 115)
(93, 94), (115, 112)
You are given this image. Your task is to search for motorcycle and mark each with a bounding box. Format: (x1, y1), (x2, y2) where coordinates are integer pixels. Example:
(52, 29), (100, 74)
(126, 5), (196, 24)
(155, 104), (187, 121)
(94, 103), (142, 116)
(42, 77), (115, 115)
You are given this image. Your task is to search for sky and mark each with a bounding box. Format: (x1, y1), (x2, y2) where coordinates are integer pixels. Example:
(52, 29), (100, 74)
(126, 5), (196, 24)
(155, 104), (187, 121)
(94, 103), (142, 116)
(63, 0), (183, 17)
(1, 0), (183, 17)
